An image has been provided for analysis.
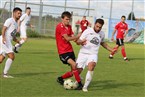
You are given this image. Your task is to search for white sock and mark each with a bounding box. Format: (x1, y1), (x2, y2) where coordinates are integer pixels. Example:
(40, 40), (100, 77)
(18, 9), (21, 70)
(15, 40), (25, 51)
(3, 58), (13, 74)
(83, 71), (94, 89)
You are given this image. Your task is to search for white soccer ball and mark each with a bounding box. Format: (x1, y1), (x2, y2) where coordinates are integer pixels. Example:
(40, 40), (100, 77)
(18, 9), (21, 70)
(73, 81), (78, 89)
(63, 79), (75, 90)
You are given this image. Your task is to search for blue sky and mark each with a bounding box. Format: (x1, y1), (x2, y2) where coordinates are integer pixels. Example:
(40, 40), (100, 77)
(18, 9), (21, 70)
(0, 0), (144, 19)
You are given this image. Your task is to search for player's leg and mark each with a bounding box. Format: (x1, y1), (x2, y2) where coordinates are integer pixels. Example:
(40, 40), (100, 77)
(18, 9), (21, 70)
(0, 54), (5, 64)
(67, 58), (83, 90)
(121, 45), (128, 61)
(109, 39), (120, 59)
(14, 27), (27, 53)
(3, 52), (15, 78)
(83, 54), (97, 92)
(83, 62), (96, 92)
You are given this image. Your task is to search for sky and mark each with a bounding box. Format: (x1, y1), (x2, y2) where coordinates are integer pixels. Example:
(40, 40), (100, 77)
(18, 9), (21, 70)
(0, 0), (144, 19)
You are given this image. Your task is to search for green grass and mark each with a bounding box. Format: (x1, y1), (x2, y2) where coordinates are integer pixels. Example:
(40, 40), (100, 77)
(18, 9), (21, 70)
(0, 38), (144, 97)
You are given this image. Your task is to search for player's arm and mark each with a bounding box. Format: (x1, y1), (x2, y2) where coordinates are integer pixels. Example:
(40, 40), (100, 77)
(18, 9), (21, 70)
(101, 42), (114, 52)
(1, 26), (7, 44)
(62, 34), (79, 42)
(17, 19), (21, 33)
(111, 29), (117, 41)
(76, 38), (86, 45)
(13, 37), (20, 44)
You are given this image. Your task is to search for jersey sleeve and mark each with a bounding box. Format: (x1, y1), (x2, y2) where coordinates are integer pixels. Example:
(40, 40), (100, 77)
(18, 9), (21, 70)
(101, 32), (105, 42)
(20, 14), (26, 21)
(4, 19), (11, 27)
(79, 30), (88, 40)
(115, 23), (120, 30)
(126, 24), (128, 30)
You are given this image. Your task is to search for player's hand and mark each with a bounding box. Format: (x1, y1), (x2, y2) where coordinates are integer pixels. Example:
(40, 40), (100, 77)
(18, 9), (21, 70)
(81, 39), (87, 45)
(111, 37), (114, 41)
(2, 37), (6, 44)
(17, 27), (20, 33)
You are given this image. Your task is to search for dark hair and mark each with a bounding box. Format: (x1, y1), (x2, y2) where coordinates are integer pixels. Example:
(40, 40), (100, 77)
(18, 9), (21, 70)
(26, 7), (31, 10)
(61, 11), (72, 19)
(121, 15), (126, 19)
(95, 18), (104, 25)
(83, 16), (86, 18)
(13, 7), (22, 12)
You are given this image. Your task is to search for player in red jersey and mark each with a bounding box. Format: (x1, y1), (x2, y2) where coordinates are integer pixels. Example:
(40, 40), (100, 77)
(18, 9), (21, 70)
(109, 16), (129, 61)
(55, 11), (84, 90)
(80, 16), (89, 33)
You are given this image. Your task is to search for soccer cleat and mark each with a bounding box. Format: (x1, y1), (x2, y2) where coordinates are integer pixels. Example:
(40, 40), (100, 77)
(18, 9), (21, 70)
(3, 74), (14, 78)
(57, 77), (64, 85)
(75, 83), (83, 90)
(109, 55), (113, 59)
(82, 87), (88, 92)
(13, 47), (19, 53)
(124, 58), (129, 61)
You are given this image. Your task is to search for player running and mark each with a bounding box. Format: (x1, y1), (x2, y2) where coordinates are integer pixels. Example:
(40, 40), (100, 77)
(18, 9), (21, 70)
(0, 7), (22, 78)
(76, 19), (114, 92)
(14, 7), (32, 53)
(109, 16), (129, 61)
(55, 11), (84, 90)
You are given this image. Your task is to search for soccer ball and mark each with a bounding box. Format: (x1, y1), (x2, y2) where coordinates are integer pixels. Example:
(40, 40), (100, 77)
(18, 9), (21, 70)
(64, 79), (77, 90)
(73, 81), (78, 89)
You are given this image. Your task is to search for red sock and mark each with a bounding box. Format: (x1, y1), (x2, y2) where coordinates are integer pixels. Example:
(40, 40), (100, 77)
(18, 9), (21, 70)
(111, 47), (118, 55)
(121, 47), (126, 57)
(72, 69), (81, 83)
(61, 71), (73, 79)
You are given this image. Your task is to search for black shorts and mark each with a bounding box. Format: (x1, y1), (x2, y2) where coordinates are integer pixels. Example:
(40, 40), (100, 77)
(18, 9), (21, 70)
(59, 52), (76, 65)
(116, 39), (124, 46)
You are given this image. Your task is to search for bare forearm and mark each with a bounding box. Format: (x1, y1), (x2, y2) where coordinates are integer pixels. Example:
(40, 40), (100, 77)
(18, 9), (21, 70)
(101, 42), (113, 52)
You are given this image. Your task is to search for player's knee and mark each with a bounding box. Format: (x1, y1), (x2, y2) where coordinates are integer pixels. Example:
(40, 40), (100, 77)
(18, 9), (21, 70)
(0, 59), (3, 63)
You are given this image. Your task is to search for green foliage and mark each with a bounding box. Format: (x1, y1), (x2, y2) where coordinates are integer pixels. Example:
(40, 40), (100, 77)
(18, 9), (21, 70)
(26, 29), (41, 38)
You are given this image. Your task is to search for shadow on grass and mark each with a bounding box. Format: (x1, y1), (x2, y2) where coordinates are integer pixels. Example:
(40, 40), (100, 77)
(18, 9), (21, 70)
(12, 71), (57, 77)
(90, 80), (143, 90)
(129, 57), (145, 61)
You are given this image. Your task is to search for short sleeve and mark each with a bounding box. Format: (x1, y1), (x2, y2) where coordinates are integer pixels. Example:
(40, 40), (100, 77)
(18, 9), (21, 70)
(79, 29), (88, 40)
(20, 14), (26, 21)
(4, 19), (11, 27)
(115, 23), (120, 30)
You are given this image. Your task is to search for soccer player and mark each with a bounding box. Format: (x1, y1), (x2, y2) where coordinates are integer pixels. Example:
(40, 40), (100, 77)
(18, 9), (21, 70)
(14, 7), (32, 53)
(0, 7), (22, 78)
(109, 16), (129, 61)
(76, 19), (114, 92)
(80, 16), (89, 33)
(55, 11), (84, 90)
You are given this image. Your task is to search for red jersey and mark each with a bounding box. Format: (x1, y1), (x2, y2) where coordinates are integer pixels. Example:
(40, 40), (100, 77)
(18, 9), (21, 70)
(115, 22), (128, 39)
(55, 23), (74, 54)
(80, 20), (89, 33)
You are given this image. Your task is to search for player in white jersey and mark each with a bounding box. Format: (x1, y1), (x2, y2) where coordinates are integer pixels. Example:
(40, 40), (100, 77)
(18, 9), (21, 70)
(76, 19), (115, 92)
(14, 7), (32, 53)
(0, 7), (22, 78)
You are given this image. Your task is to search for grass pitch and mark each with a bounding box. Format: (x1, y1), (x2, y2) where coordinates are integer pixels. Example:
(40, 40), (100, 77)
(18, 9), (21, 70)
(0, 38), (144, 97)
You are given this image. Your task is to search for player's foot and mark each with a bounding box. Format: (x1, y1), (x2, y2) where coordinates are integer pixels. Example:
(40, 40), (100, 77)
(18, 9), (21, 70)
(124, 58), (129, 61)
(82, 87), (88, 92)
(57, 77), (64, 85)
(3, 74), (14, 78)
(14, 47), (19, 53)
(75, 83), (83, 90)
(109, 55), (113, 59)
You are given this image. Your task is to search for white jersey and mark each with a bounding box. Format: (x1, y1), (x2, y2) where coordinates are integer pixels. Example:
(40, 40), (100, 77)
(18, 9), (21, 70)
(4, 18), (18, 42)
(79, 28), (105, 55)
(20, 13), (31, 28)
(0, 18), (18, 55)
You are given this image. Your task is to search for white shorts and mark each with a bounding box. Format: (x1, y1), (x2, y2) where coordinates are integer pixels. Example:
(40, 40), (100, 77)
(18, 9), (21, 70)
(0, 36), (13, 57)
(20, 26), (27, 38)
(76, 53), (98, 69)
